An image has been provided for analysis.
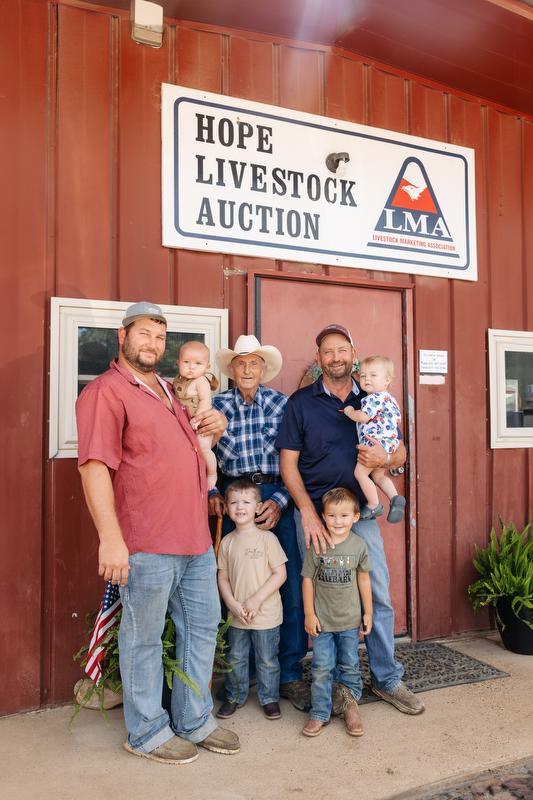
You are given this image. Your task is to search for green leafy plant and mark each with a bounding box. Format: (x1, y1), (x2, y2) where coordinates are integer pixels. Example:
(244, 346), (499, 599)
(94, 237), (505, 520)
(72, 611), (232, 724)
(468, 519), (533, 630)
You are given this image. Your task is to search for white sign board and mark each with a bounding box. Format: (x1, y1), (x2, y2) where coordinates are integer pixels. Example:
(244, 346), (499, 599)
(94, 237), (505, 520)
(419, 349), (448, 374)
(162, 84), (477, 281)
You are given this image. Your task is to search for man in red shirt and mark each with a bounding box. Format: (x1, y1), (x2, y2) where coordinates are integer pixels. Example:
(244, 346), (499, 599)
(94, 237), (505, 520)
(76, 301), (239, 765)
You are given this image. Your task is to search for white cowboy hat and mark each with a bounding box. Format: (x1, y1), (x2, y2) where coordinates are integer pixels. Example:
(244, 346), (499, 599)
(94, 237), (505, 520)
(216, 335), (282, 383)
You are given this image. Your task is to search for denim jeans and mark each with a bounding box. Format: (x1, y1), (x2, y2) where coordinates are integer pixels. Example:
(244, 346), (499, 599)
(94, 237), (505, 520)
(118, 549), (221, 752)
(309, 629), (362, 721)
(220, 479), (308, 683)
(225, 625), (281, 705)
(294, 510), (404, 692)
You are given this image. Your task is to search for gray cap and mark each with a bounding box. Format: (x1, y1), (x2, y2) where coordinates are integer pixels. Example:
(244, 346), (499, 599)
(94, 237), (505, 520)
(122, 301), (167, 327)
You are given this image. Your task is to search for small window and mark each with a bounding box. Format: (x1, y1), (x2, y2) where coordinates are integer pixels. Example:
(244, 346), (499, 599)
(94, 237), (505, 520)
(49, 297), (228, 458)
(488, 328), (533, 448)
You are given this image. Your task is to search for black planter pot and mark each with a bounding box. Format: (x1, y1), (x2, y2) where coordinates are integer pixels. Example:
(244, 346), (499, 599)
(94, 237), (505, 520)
(496, 598), (533, 655)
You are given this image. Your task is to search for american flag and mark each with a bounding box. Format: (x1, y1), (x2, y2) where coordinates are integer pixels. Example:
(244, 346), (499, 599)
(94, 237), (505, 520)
(85, 581), (122, 684)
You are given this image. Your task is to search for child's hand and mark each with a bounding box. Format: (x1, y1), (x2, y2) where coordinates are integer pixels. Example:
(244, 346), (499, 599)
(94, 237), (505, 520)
(342, 405), (367, 424)
(304, 613), (321, 637)
(361, 613), (372, 636)
(228, 600), (249, 625)
(243, 594), (261, 621)
(189, 416), (200, 431)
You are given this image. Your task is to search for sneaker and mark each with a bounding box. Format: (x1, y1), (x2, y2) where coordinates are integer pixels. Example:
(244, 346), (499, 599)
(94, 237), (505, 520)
(387, 496), (406, 524)
(262, 701), (281, 720)
(279, 680), (311, 712)
(216, 700), (243, 719)
(371, 681), (425, 715)
(302, 718), (328, 737)
(336, 687), (363, 737)
(199, 727), (240, 755)
(123, 736), (199, 765)
(360, 503), (384, 520)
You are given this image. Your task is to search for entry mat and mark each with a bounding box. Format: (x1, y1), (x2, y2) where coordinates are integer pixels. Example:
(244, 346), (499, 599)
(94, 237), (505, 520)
(302, 641), (509, 705)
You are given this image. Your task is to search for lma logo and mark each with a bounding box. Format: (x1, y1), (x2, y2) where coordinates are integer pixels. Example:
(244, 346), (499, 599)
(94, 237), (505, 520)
(370, 157), (457, 256)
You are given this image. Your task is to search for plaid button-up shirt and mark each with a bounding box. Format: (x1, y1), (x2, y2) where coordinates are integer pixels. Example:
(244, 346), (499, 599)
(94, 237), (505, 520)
(212, 385), (290, 509)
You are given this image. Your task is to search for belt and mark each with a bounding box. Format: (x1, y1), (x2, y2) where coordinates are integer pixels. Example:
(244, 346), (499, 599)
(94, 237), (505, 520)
(222, 472), (280, 485)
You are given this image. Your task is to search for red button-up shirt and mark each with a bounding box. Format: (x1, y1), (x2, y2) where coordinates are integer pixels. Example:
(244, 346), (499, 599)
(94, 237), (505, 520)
(76, 361), (211, 556)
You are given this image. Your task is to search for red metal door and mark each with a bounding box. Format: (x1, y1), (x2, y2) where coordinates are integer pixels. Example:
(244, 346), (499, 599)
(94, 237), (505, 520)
(253, 274), (409, 634)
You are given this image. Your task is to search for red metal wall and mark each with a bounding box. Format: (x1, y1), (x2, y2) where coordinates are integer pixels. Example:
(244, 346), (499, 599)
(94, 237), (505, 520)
(2, 0), (533, 714)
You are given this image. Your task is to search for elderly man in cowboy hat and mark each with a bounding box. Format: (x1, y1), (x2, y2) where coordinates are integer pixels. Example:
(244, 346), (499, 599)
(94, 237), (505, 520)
(209, 335), (309, 712)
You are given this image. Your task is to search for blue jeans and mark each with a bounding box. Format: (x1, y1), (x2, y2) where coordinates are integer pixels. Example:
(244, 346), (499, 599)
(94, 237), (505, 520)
(118, 550), (221, 752)
(220, 479), (308, 683)
(309, 629), (362, 721)
(295, 510), (404, 691)
(225, 625), (281, 705)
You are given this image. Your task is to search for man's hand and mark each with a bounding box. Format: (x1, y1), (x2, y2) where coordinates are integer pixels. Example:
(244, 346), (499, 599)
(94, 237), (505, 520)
(357, 437), (406, 470)
(208, 493), (225, 518)
(356, 437), (388, 469)
(98, 539), (129, 587)
(301, 505), (334, 554)
(305, 613), (321, 637)
(195, 408), (227, 441)
(254, 498), (281, 530)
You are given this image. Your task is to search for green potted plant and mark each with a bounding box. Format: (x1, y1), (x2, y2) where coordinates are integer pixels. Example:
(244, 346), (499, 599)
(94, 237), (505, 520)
(468, 519), (533, 655)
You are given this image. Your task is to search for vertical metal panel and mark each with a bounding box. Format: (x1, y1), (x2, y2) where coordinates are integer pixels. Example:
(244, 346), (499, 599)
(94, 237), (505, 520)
(118, 16), (172, 301)
(325, 54), (366, 124)
(524, 121), (533, 517)
(56, 5), (115, 297)
(449, 96), (491, 634)
(177, 26), (224, 92)
(488, 109), (528, 525)
(410, 84), (454, 638)
(0, 0), (48, 715)
(229, 36), (275, 103)
(278, 45), (323, 114)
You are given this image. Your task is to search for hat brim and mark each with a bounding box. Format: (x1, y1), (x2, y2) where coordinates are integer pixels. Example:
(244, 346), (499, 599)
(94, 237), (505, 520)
(216, 345), (282, 383)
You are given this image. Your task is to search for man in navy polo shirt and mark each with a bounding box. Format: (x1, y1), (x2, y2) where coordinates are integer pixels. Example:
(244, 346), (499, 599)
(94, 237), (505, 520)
(277, 324), (424, 716)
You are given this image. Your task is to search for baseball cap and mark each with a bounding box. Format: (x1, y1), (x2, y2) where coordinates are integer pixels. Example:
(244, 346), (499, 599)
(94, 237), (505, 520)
(315, 323), (354, 348)
(122, 301), (167, 327)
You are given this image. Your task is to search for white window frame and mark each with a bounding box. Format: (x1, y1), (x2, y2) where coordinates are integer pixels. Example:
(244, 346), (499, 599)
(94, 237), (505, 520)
(488, 328), (533, 449)
(49, 297), (228, 459)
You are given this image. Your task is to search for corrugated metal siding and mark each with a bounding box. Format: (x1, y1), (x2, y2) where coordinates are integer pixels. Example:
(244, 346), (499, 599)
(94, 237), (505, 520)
(2, 0), (533, 712)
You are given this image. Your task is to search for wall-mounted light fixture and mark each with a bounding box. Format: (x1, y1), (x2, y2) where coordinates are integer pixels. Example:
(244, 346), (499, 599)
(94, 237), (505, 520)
(325, 152), (350, 173)
(130, 0), (164, 48)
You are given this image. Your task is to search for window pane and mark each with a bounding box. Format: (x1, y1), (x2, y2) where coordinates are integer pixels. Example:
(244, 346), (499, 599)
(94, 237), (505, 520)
(505, 350), (533, 428)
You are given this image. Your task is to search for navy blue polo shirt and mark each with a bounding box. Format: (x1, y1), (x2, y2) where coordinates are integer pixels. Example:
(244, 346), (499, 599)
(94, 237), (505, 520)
(276, 378), (367, 510)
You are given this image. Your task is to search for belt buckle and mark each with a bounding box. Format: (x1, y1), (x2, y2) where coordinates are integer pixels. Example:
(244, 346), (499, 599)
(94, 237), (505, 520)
(250, 472), (263, 484)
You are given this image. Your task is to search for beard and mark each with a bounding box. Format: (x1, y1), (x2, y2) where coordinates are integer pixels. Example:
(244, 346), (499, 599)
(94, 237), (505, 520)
(121, 335), (162, 374)
(320, 360), (353, 381)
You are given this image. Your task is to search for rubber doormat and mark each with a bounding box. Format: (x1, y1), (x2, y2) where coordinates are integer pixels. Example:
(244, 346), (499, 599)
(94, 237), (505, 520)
(303, 641), (509, 705)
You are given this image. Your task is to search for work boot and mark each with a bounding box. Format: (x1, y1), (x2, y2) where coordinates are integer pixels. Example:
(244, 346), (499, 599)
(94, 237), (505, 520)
(337, 686), (363, 737)
(216, 700), (243, 719)
(123, 736), (199, 764)
(279, 680), (311, 712)
(262, 701), (281, 719)
(302, 718), (328, 737)
(371, 681), (425, 715)
(199, 727), (240, 754)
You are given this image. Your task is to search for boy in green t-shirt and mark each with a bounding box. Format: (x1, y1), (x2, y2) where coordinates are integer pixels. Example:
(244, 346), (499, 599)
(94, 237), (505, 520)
(301, 487), (372, 738)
